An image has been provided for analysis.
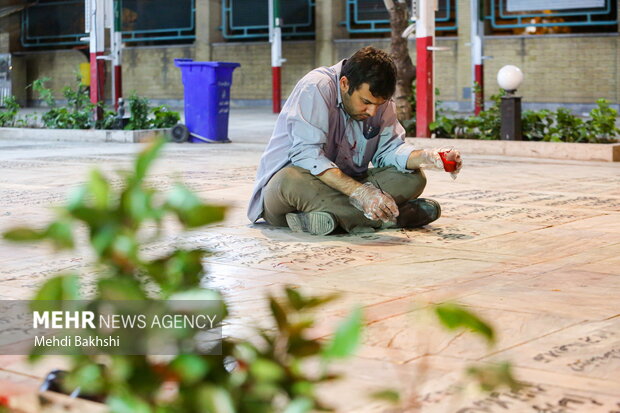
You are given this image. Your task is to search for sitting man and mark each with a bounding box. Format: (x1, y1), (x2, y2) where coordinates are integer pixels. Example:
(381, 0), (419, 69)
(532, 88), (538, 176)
(247, 46), (462, 235)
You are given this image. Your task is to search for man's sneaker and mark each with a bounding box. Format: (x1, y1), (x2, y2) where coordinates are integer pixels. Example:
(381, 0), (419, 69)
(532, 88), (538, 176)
(285, 211), (337, 236)
(396, 198), (441, 228)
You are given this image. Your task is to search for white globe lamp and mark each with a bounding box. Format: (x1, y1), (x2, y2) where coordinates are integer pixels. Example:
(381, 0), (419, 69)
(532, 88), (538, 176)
(497, 65), (524, 94)
(496, 65), (524, 141)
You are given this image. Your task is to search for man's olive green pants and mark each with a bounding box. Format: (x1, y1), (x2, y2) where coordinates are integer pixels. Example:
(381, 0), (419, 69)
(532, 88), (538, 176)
(262, 165), (427, 233)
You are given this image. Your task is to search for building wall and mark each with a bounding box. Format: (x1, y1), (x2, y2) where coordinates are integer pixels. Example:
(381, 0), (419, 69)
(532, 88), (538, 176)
(211, 41), (315, 100)
(122, 45), (193, 101)
(484, 35), (619, 103)
(13, 0), (620, 108)
(332, 36), (620, 107)
(23, 46), (194, 104)
(25, 51), (87, 102)
(333, 38), (460, 102)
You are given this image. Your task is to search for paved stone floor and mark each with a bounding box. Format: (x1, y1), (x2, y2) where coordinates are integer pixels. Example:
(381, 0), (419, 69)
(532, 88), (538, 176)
(0, 107), (619, 411)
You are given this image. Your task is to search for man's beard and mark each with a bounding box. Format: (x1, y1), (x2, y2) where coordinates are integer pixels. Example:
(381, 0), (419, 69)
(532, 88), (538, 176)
(349, 107), (369, 120)
(342, 96), (367, 121)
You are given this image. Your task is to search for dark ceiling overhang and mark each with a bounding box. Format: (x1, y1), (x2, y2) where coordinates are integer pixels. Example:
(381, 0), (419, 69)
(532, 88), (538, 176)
(0, 0), (36, 19)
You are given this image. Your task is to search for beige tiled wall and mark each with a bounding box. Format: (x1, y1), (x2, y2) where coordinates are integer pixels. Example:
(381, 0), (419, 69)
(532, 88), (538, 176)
(19, 0), (620, 105)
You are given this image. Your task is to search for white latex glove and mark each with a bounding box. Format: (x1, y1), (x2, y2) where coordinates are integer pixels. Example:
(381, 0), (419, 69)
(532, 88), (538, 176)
(419, 148), (463, 180)
(349, 182), (399, 223)
(419, 149), (445, 170)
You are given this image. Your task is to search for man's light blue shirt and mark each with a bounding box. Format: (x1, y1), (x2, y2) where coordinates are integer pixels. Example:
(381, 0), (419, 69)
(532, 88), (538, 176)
(247, 60), (418, 223)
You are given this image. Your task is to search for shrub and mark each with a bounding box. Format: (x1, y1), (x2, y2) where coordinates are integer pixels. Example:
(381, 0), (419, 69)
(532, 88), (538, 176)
(151, 105), (181, 129)
(0, 96), (20, 127)
(125, 93), (151, 130)
(429, 91), (619, 143)
(549, 107), (585, 142)
(31, 76), (95, 129)
(125, 94), (180, 130)
(521, 109), (554, 141)
(584, 98), (620, 143)
(26, 78), (180, 131)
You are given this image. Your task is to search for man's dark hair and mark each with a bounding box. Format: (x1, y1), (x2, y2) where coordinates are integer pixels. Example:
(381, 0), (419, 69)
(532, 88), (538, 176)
(340, 46), (397, 100)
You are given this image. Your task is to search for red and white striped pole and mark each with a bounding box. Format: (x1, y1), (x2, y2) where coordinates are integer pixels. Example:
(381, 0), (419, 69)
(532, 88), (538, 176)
(269, 0), (285, 113)
(86, 0), (105, 120)
(416, 0), (436, 137)
(471, 0), (484, 115)
(110, 0), (123, 110)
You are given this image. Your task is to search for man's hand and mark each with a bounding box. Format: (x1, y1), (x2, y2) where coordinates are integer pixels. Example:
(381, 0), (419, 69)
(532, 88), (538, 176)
(441, 149), (463, 174)
(349, 182), (399, 222)
(407, 148), (463, 174)
(315, 168), (398, 222)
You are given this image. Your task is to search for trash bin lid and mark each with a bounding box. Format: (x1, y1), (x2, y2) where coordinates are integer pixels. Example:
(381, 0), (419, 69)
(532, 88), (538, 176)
(174, 59), (240, 69)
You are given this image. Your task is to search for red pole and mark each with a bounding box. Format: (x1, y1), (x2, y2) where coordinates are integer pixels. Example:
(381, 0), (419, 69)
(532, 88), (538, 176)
(474, 64), (484, 115)
(270, 0), (283, 113)
(416, 36), (433, 138)
(89, 52), (99, 106)
(415, 0), (435, 138)
(90, 51), (105, 117)
(272, 66), (281, 113)
(114, 65), (122, 109)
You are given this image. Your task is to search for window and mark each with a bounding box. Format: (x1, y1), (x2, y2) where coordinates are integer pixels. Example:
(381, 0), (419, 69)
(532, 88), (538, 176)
(21, 0), (196, 49)
(121, 0), (195, 44)
(221, 0), (315, 40)
(345, 0), (457, 36)
(486, 0), (618, 35)
(21, 0), (86, 47)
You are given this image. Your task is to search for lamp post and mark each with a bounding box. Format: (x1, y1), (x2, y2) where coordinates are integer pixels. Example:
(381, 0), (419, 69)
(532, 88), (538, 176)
(497, 65), (524, 140)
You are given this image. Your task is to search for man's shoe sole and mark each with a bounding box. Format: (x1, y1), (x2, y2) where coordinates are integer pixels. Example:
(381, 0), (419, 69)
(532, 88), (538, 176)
(285, 212), (337, 236)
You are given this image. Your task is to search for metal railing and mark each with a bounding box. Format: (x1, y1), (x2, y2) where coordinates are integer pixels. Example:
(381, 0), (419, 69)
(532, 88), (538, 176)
(345, 0), (457, 34)
(221, 0), (315, 39)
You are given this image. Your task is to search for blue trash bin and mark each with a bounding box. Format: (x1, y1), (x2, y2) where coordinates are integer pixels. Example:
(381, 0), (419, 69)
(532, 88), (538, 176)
(174, 59), (240, 143)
